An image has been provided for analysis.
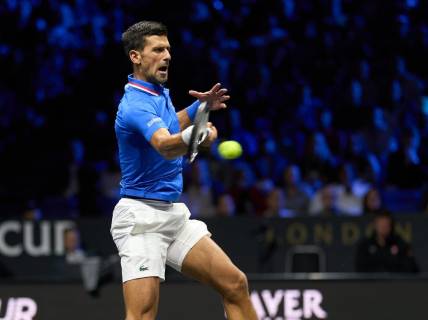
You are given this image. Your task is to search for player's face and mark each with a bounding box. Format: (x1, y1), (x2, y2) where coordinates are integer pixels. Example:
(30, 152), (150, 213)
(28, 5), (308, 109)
(138, 35), (171, 85)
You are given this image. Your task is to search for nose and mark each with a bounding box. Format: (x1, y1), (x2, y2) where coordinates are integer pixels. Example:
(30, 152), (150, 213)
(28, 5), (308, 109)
(164, 49), (171, 61)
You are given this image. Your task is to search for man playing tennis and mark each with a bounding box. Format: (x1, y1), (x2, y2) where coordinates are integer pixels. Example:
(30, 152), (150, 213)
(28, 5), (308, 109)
(111, 21), (258, 320)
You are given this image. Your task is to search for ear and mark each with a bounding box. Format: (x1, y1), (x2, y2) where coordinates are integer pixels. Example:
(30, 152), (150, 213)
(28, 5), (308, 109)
(129, 50), (141, 65)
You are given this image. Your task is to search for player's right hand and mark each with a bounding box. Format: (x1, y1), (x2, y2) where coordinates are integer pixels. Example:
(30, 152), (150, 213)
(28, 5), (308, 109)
(200, 122), (217, 147)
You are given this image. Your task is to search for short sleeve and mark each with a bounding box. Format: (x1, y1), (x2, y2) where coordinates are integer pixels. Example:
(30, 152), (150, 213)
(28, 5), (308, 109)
(126, 101), (168, 142)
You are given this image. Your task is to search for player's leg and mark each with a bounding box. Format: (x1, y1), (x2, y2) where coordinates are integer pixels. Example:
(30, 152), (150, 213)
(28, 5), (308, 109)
(166, 217), (257, 320)
(180, 236), (258, 320)
(111, 199), (172, 320)
(123, 277), (160, 320)
(118, 232), (167, 320)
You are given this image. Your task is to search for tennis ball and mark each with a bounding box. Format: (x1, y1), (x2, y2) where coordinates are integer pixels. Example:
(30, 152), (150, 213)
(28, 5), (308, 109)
(218, 140), (243, 159)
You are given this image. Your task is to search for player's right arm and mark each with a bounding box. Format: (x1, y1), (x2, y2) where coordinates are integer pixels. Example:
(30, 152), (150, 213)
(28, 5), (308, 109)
(150, 128), (188, 160)
(150, 122), (217, 160)
(125, 101), (187, 160)
(127, 101), (216, 160)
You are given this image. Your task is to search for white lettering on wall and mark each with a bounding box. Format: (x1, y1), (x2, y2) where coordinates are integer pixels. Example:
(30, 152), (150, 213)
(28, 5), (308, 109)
(13, 298), (37, 320)
(284, 290), (303, 319)
(0, 298), (37, 320)
(250, 291), (266, 318)
(251, 289), (327, 320)
(0, 221), (75, 257)
(24, 222), (50, 256)
(261, 289), (283, 317)
(0, 297), (16, 320)
(303, 290), (327, 319)
(0, 222), (22, 257)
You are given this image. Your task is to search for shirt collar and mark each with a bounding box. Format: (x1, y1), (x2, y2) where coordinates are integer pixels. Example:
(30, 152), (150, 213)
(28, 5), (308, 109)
(127, 74), (163, 96)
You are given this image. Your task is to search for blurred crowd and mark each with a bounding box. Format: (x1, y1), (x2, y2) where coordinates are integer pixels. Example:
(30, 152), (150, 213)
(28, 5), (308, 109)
(2, 0), (428, 219)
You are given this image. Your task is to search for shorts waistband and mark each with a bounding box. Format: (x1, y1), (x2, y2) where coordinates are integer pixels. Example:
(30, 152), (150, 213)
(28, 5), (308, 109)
(122, 195), (173, 205)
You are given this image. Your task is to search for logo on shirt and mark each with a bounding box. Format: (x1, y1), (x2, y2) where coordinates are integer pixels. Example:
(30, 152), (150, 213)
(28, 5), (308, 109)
(147, 117), (162, 128)
(139, 265), (149, 272)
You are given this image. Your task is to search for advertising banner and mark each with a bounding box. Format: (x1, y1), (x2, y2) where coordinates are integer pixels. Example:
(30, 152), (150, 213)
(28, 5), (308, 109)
(0, 278), (426, 320)
(0, 215), (427, 277)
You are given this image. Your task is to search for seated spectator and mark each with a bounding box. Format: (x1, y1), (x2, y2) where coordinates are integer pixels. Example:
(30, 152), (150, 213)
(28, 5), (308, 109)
(64, 227), (86, 265)
(228, 166), (254, 215)
(248, 164), (275, 216)
(363, 188), (383, 214)
(62, 227), (118, 295)
(300, 132), (336, 185)
(355, 211), (419, 273)
(336, 188), (362, 216)
(98, 159), (121, 215)
(215, 193), (236, 217)
(181, 160), (215, 217)
(3, 0), (428, 218)
(22, 200), (43, 221)
(335, 163), (363, 216)
(387, 127), (425, 189)
(309, 185), (338, 216)
(262, 188), (289, 217)
(282, 164), (311, 216)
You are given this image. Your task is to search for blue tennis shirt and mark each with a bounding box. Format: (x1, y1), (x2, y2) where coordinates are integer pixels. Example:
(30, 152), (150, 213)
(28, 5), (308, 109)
(115, 75), (185, 202)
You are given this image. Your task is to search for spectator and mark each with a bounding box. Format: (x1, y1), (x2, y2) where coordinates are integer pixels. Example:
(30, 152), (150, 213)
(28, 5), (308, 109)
(335, 163), (363, 216)
(22, 201), (43, 221)
(309, 185), (338, 216)
(248, 161), (276, 216)
(363, 188), (383, 215)
(387, 128), (425, 189)
(215, 193), (236, 217)
(262, 188), (289, 218)
(300, 132), (336, 186)
(2, 0), (428, 216)
(228, 166), (254, 215)
(64, 227), (86, 265)
(181, 160), (215, 217)
(355, 211), (419, 273)
(61, 226), (119, 294)
(282, 165), (310, 216)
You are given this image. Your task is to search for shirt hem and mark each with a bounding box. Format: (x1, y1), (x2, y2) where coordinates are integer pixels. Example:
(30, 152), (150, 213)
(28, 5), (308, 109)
(121, 189), (179, 202)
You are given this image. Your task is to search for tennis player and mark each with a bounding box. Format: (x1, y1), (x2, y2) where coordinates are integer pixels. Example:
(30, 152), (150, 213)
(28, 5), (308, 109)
(111, 21), (257, 320)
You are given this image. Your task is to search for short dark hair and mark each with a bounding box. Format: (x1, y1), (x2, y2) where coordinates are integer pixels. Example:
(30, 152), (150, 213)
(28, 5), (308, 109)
(122, 21), (168, 56)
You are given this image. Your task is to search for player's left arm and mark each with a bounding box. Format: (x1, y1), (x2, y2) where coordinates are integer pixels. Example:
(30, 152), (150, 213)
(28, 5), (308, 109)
(177, 83), (230, 130)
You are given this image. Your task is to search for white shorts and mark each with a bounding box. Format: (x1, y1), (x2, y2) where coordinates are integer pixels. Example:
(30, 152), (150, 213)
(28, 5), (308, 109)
(110, 198), (211, 283)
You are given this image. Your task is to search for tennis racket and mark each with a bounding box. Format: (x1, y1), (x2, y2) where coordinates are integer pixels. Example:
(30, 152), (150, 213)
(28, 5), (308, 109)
(187, 101), (210, 163)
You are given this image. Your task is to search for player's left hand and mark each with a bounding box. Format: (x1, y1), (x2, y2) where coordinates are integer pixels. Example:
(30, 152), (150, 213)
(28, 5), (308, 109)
(189, 83), (230, 111)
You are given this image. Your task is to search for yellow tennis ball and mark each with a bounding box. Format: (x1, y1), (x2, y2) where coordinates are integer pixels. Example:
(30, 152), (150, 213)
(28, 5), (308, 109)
(218, 140), (243, 159)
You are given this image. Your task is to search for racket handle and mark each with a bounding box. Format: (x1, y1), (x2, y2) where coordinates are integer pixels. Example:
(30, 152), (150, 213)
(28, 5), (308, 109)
(197, 127), (212, 145)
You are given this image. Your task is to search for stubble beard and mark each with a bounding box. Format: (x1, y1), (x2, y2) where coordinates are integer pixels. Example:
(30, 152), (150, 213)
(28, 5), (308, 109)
(147, 73), (168, 85)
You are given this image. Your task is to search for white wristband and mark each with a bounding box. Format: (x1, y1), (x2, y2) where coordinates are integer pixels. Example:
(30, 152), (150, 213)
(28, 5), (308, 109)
(181, 125), (194, 145)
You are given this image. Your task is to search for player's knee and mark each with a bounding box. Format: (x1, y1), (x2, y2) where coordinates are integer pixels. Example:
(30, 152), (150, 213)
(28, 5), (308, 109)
(126, 296), (157, 320)
(221, 270), (249, 302)
(126, 307), (155, 320)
